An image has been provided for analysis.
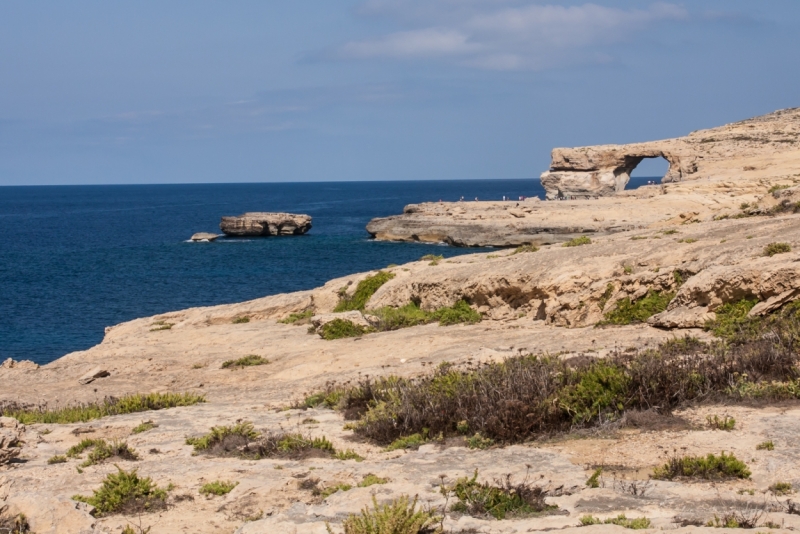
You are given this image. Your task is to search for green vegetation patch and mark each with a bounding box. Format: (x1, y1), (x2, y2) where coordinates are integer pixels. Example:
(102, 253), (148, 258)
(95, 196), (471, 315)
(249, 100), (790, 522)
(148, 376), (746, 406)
(48, 455), (67, 464)
(386, 433), (428, 452)
(586, 468), (603, 489)
(335, 271), (396, 312)
(132, 421), (157, 434)
(757, 440), (775, 451)
(232, 316), (250, 324)
(186, 421), (260, 452)
(706, 415), (736, 431)
(764, 242), (792, 256)
(652, 452), (751, 480)
(335, 495), (441, 534)
(769, 481), (793, 495)
(334, 449), (365, 462)
(279, 310), (314, 324)
(149, 320), (173, 331)
(187, 422), (336, 460)
(560, 360), (629, 423)
(221, 354), (270, 369)
(2, 392), (205, 425)
(66, 438), (139, 467)
(358, 474), (389, 487)
(371, 300), (480, 331)
(563, 236), (591, 247)
(449, 471), (557, 520)
(599, 290), (674, 326)
(704, 298), (759, 341)
(580, 514), (651, 529)
(512, 245), (539, 254)
(319, 319), (372, 340)
(73, 467), (169, 516)
(200, 480), (239, 496)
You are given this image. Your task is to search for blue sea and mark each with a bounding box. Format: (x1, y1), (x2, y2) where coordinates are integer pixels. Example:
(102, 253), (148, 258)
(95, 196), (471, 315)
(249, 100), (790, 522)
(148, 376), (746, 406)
(0, 178), (655, 365)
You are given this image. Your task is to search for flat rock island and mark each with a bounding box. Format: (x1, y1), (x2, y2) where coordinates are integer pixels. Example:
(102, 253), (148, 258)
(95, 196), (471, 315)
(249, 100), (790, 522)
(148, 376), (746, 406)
(219, 212), (312, 237)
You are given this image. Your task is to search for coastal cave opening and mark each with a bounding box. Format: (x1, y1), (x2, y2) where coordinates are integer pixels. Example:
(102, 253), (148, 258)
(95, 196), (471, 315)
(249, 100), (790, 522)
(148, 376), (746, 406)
(626, 155), (670, 189)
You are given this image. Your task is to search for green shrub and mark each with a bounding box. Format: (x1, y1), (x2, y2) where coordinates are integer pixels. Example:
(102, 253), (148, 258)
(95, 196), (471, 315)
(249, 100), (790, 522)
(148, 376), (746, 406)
(72, 467), (169, 516)
(769, 482), (793, 495)
(186, 421), (260, 452)
(386, 433), (427, 451)
(132, 421), (157, 434)
(335, 449), (365, 462)
(756, 440), (775, 451)
(232, 316), (250, 324)
(358, 474), (389, 487)
(80, 440), (139, 467)
(200, 480), (238, 496)
(187, 423), (336, 460)
(318, 483), (353, 499)
(335, 272), (396, 312)
(769, 184), (791, 193)
(221, 355), (270, 369)
(560, 361), (628, 423)
(597, 284), (615, 311)
(599, 290), (674, 325)
(449, 471), (556, 520)
(48, 455), (67, 464)
(279, 310), (314, 324)
(512, 245), (539, 254)
(764, 242), (792, 256)
(370, 300), (481, 331)
(431, 300), (481, 326)
(704, 299), (758, 341)
(586, 468), (602, 489)
(2, 392), (205, 425)
(652, 452), (750, 480)
(466, 433), (494, 450)
(707, 415), (736, 431)
(581, 515), (651, 529)
(662, 229), (679, 235)
(563, 236), (591, 247)
(420, 254), (444, 266)
(320, 319), (372, 340)
(302, 385), (347, 409)
(333, 495), (441, 534)
(678, 238), (698, 243)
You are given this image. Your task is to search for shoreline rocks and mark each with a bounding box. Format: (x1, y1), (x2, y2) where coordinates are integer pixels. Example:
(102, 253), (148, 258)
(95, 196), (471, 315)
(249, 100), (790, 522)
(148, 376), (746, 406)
(190, 232), (221, 242)
(220, 212), (312, 237)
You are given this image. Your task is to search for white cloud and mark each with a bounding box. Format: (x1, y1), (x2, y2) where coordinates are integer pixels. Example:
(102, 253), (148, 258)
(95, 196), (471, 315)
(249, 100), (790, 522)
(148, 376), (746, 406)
(336, 1), (689, 70)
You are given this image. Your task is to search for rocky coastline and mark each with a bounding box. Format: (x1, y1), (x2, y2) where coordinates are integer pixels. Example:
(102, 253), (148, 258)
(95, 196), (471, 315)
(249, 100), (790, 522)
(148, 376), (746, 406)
(220, 212), (312, 237)
(2, 108), (800, 533)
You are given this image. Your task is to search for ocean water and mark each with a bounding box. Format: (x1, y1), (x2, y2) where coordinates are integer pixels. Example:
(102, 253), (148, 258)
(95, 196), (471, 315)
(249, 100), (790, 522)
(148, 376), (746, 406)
(0, 178), (655, 365)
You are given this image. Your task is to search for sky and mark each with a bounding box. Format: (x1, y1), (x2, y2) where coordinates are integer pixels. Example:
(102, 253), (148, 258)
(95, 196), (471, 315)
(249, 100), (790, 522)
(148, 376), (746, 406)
(1, 1), (798, 186)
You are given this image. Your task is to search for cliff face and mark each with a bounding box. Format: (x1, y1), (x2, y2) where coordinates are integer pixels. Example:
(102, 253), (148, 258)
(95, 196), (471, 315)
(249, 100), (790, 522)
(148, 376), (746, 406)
(541, 107), (800, 199)
(220, 212), (312, 236)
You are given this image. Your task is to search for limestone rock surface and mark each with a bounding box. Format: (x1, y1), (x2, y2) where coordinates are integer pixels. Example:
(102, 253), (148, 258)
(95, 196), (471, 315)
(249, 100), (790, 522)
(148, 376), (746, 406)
(0, 417), (22, 466)
(220, 213), (312, 237)
(190, 232), (221, 242)
(0, 493), (96, 534)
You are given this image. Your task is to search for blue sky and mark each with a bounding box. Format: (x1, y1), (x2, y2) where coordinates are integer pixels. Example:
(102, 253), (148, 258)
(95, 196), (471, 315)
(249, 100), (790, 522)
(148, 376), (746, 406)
(1, 1), (798, 185)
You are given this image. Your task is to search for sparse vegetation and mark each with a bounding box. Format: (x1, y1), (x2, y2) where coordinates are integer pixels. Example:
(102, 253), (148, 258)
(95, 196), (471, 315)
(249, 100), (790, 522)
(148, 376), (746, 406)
(48, 455), (67, 464)
(599, 290), (674, 325)
(466, 433), (494, 450)
(512, 245), (539, 254)
(186, 421), (260, 452)
(623, 265), (633, 274)
(563, 236), (591, 247)
(769, 184), (791, 193)
(319, 319), (372, 340)
(386, 433), (427, 451)
(132, 421), (157, 434)
(221, 355), (269, 369)
(335, 449), (365, 462)
(81, 440), (139, 467)
(1, 392), (205, 425)
(586, 468), (603, 489)
(187, 422), (336, 460)
(358, 474), (388, 487)
(449, 470), (557, 520)
(770, 482), (793, 495)
(421, 254), (444, 266)
(757, 440), (775, 451)
(232, 316), (250, 324)
(764, 242), (792, 256)
(662, 229), (679, 235)
(598, 284), (615, 310)
(199, 480), (239, 496)
(149, 321), (173, 332)
(678, 238), (698, 243)
(707, 415), (736, 431)
(652, 452), (751, 480)
(72, 467), (169, 516)
(580, 515), (651, 529)
(331, 495), (441, 534)
(279, 310), (314, 324)
(705, 298), (759, 341)
(335, 272), (396, 312)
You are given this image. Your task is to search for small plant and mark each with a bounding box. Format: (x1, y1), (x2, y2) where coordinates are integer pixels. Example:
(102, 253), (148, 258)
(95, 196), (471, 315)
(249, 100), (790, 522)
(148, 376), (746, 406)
(740, 202), (751, 210)
(319, 319), (372, 340)
(334, 272), (395, 312)
(466, 433), (494, 450)
(707, 415), (736, 431)
(48, 455), (67, 464)
(386, 433), (427, 452)
(580, 515), (651, 529)
(486, 254), (499, 259)
(221, 355), (270, 369)
(186, 421), (260, 452)
(318, 482), (353, 499)
(331, 495), (441, 534)
(132, 421), (157, 434)
(705, 298), (758, 341)
(678, 238), (698, 243)
(72, 467), (169, 516)
(199, 480), (239, 496)
(2, 392), (205, 425)
(149, 321), (173, 332)
(335, 449), (365, 462)
(358, 474), (389, 487)
(81, 441), (139, 467)
(279, 310), (314, 324)
(706, 509), (764, 529)
(599, 290), (674, 326)
(764, 242), (792, 256)
(232, 316), (250, 324)
(512, 245), (539, 254)
(757, 441), (775, 451)
(563, 236), (591, 247)
(421, 254), (444, 266)
(0, 514), (30, 534)
(191, 363), (206, 369)
(302, 418), (319, 425)
(623, 265), (633, 274)
(770, 482), (793, 495)
(598, 284), (615, 311)
(652, 452), (751, 480)
(449, 470), (557, 520)
(586, 467), (602, 489)
(662, 229), (679, 235)
(769, 184), (791, 193)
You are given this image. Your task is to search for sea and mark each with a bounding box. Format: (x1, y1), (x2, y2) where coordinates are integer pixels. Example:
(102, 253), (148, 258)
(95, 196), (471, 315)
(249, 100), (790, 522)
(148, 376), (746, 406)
(0, 177), (656, 365)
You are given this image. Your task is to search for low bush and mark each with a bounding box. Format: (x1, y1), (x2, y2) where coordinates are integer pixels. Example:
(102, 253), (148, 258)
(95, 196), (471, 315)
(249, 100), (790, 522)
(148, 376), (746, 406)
(1, 392), (205, 425)
(186, 421), (260, 453)
(705, 299), (758, 341)
(320, 319), (372, 340)
(466, 433), (494, 450)
(449, 471), (556, 520)
(358, 474), (389, 487)
(770, 482), (793, 495)
(706, 415), (736, 431)
(756, 440), (775, 451)
(279, 310), (314, 324)
(332, 495), (441, 534)
(132, 421), (157, 434)
(48, 455), (67, 464)
(334, 449), (364, 462)
(82, 441), (139, 467)
(651, 452), (751, 480)
(221, 355), (269, 369)
(335, 272), (395, 312)
(580, 515), (651, 529)
(200, 480), (238, 496)
(386, 433), (427, 451)
(512, 245), (539, 254)
(586, 468), (602, 489)
(232, 316), (250, 324)
(599, 290), (674, 325)
(73, 467), (169, 516)
(188, 422), (336, 460)
(765, 242), (792, 256)
(563, 236), (591, 247)
(318, 482), (353, 499)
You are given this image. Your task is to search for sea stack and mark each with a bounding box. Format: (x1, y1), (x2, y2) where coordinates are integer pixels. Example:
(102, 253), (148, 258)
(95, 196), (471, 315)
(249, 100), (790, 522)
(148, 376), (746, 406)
(219, 212), (312, 237)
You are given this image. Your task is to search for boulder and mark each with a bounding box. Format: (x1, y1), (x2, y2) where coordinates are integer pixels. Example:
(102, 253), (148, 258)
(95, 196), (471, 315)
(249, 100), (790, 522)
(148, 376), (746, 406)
(78, 366), (110, 385)
(220, 213), (312, 237)
(190, 232), (221, 242)
(0, 417), (23, 466)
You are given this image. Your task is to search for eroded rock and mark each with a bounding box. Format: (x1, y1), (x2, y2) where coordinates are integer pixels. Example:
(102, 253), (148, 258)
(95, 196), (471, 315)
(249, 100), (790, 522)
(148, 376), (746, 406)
(220, 213), (312, 237)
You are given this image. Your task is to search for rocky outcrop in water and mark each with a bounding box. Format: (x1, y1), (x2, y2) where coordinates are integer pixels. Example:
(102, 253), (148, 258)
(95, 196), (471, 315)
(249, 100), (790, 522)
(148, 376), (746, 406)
(220, 213), (312, 237)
